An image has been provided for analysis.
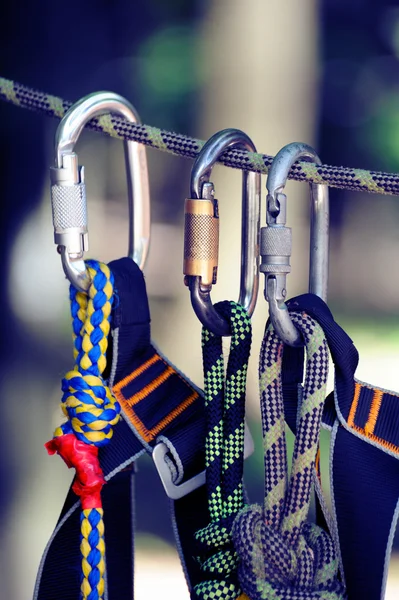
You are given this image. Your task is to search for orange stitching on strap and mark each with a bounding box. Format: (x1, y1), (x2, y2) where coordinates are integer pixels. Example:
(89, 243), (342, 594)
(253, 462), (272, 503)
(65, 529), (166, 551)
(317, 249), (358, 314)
(364, 389), (384, 436)
(125, 366), (175, 406)
(350, 422), (399, 455)
(143, 390), (199, 440)
(346, 384), (399, 455)
(112, 352), (201, 443)
(347, 382), (361, 427)
(113, 354), (161, 393)
(113, 388), (199, 443)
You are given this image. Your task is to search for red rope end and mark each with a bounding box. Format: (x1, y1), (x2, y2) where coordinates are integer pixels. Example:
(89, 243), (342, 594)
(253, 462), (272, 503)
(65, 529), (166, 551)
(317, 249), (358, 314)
(46, 434), (106, 509)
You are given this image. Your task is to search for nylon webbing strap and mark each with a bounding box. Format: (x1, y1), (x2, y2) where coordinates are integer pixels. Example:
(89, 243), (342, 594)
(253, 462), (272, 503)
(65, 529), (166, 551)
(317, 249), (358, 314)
(1, 76), (399, 196)
(193, 301), (252, 600)
(232, 312), (345, 599)
(280, 294), (399, 600)
(34, 258), (210, 599)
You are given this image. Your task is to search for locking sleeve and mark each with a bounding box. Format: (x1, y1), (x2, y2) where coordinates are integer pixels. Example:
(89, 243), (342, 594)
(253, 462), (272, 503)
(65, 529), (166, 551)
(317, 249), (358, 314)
(260, 225), (292, 301)
(50, 155), (88, 258)
(260, 226), (292, 275)
(183, 198), (219, 287)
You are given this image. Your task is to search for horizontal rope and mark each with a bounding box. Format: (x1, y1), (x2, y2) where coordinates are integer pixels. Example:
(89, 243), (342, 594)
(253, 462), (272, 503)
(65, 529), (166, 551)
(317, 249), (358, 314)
(1, 75), (399, 196)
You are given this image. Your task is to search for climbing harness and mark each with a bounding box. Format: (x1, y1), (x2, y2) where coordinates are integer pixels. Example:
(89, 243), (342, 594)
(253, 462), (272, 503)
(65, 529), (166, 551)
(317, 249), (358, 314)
(183, 128), (260, 336)
(2, 76), (399, 195)
(260, 142), (329, 346)
(194, 301), (252, 600)
(232, 311), (346, 599)
(50, 90), (150, 291)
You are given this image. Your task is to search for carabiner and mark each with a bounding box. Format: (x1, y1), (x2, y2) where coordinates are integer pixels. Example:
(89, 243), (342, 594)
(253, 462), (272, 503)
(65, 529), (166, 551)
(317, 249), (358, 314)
(183, 128), (261, 336)
(261, 142), (329, 346)
(50, 91), (150, 292)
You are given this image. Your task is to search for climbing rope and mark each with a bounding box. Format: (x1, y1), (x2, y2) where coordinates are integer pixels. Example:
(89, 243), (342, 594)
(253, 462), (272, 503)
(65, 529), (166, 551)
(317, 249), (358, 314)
(194, 301), (252, 600)
(45, 260), (121, 600)
(232, 311), (346, 600)
(1, 76), (399, 196)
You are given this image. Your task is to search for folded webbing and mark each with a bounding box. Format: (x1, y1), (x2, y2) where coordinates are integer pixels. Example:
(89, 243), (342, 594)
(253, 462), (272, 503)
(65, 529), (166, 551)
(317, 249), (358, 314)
(281, 294), (399, 600)
(34, 258), (210, 598)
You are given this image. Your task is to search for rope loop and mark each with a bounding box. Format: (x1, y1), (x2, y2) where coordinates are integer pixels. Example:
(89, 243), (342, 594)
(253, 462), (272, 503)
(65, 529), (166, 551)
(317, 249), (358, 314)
(195, 516), (238, 585)
(194, 518), (242, 599)
(194, 301), (252, 600)
(70, 260), (115, 375)
(231, 311), (346, 600)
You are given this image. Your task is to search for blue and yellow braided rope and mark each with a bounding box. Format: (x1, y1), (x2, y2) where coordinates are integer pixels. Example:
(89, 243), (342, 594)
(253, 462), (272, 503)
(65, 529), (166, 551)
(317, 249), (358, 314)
(81, 509), (106, 600)
(54, 261), (120, 446)
(47, 260), (120, 600)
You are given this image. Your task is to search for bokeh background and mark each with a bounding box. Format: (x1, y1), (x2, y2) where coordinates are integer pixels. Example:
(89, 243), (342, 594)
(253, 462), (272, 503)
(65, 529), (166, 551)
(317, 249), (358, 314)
(1, 0), (399, 598)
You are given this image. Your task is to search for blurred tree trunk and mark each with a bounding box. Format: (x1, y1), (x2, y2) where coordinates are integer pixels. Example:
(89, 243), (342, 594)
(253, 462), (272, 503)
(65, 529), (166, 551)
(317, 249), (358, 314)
(157, 0), (321, 413)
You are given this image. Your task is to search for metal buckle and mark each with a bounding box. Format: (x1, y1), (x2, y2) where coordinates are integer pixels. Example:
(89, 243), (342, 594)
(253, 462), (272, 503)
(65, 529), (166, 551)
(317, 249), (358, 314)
(152, 422), (255, 500)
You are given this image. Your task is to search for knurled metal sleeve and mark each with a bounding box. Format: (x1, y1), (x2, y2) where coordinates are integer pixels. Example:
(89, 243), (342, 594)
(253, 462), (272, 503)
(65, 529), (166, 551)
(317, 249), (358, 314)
(51, 183), (87, 231)
(260, 226), (292, 274)
(183, 198), (219, 286)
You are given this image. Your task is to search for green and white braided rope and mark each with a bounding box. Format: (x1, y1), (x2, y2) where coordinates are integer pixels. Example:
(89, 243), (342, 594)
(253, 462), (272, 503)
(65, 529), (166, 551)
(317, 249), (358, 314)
(1, 76), (399, 196)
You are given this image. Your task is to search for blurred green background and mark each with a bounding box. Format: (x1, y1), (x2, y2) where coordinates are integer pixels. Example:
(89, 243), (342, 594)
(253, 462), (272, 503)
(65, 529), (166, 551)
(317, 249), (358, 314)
(0, 0), (398, 598)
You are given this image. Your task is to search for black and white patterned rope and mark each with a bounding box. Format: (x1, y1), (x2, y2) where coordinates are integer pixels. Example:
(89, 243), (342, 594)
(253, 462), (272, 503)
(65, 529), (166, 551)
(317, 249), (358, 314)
(1, 76), (399, 196)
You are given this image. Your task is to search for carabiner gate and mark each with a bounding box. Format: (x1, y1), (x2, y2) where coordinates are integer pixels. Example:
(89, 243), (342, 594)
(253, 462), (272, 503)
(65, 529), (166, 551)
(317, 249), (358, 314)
(261, 142), (329, 346)
(183, 128), (261, 336)
(50, 91), (150, 291)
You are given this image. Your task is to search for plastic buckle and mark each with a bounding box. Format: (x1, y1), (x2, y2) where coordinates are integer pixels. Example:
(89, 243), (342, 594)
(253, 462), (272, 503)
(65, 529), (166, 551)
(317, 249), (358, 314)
(152, 422), (255, 500)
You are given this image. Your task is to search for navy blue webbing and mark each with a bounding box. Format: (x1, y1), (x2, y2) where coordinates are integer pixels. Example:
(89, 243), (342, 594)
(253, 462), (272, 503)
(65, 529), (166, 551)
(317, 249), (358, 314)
(281, 294), (399, 600)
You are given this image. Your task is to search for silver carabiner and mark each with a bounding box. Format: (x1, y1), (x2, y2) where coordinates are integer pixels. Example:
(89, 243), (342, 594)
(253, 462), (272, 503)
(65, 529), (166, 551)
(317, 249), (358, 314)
(261, 142), (329, 346)
(50, 91), (150, 291)
(183, 128), (261, 336)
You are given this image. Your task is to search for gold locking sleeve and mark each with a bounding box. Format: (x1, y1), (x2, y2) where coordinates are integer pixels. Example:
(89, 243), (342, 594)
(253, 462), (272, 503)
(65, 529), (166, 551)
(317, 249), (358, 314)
(183, 198), (219, 286)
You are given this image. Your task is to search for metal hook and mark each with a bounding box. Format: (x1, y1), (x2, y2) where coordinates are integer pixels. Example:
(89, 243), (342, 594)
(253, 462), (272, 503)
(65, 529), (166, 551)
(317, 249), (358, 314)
(261, 142), (329, 346)
(183, 128), (261, 336)
(50, 91), (150, 291)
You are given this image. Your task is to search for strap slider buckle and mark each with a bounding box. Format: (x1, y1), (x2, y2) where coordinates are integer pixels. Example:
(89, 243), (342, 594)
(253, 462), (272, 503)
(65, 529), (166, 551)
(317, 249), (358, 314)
(153, 422), (254, 500)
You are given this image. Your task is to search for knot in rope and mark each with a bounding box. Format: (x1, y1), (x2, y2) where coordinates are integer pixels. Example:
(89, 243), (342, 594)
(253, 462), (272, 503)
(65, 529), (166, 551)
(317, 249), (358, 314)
(53, 259), (121, 446)
(232, 505), (345, 599)
(194, 516), (240, 599)
(58, 370), (121, 445)
(230, 312), (346, 600)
